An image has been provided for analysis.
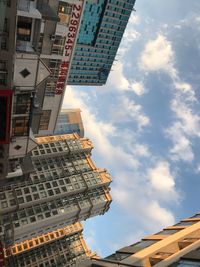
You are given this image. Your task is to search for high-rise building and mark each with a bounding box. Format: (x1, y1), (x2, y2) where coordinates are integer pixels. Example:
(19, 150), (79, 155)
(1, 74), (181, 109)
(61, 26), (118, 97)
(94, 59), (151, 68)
(55, 109), (84, 137)
(4, 222), (95, 267)
(0, 0), (17, 180)
(0, 0), (136, 178)
(68, 0), (136, 85)
(77, 212), (200, 267)
(0, 0), (87, 179)
(0, 133), (112, 246)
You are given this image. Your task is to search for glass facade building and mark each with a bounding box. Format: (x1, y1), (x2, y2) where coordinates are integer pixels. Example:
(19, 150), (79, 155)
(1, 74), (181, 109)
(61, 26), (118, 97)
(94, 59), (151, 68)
(77, 212), (200, 267)
(68, 0), (136, 85)
(55, 109), (84, 138)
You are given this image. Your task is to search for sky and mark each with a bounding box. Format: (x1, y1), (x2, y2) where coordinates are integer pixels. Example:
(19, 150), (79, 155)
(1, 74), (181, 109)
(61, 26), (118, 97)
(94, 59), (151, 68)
(63, 0), (200, 257)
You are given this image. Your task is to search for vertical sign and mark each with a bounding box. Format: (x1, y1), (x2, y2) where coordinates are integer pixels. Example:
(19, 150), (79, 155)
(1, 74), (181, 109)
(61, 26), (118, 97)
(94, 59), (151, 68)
(55, 1), (83, 95)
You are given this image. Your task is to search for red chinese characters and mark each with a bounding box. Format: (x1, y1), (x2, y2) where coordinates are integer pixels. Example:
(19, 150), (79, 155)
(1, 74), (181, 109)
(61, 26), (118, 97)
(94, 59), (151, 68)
(55, 2), (83, 95)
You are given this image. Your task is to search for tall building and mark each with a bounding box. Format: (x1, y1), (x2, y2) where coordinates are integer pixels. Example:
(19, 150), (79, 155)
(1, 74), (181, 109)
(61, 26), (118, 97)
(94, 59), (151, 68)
(55, 109), (84, 137)
(68, 0), (136, 85)
(0, 133), (112, 246)
(0, 0), (136, 178)
(0, 0), (17, 180)
(77, 212), (200, 267)
(4, 222), (95, 267)
(0, 0), (86, 179)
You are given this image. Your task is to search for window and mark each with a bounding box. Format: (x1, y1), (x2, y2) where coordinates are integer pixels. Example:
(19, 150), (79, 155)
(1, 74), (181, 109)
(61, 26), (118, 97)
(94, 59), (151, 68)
(175, 221), (196, 227)
(157, 229), (180, 235)
(14, 94), (31, 114)
(58, 2), (72, 25)
(10, 199), (16, 206)
(169, 260), (200, 266)
(40, 191), (47, 198)
(1, 201), (8, 208)
(18, 197), (24, 204)
(17, 16), (32, 41)
(1, 36), (8, 50)
(0, 60), (7, 85)
(33, 194), (39, 200)
(39, 110), (51, 130)
(26, 195), (32, 202)
(21, 219), (28, 225)
(12, 117), (29, 136)
(51, 36), (66, 55)
(24, 187), (30, 194)
(0, 193), (6, 200)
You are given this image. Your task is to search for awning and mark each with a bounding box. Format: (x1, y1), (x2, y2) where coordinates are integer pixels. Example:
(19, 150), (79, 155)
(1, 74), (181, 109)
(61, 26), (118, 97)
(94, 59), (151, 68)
(17, 5), (42, 19)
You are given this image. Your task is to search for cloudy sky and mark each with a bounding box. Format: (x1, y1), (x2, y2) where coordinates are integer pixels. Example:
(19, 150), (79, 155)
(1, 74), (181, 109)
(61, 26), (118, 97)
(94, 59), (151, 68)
(63, 0), (200, 257)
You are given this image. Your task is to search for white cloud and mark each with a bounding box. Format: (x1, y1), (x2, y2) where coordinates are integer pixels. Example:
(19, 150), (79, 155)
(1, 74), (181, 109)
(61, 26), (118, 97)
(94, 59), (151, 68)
(146, 201), (175, 228)
(139, 34), (175, 76)
(62, 85), (179, 252)
(148, 161), (178, 201)
(112, 184), (176, 233)
(108, 62), (147, 96)
(108, 62), (129, 91)
(139, 34), (195, 99)
(63, 86), (141, 169)
(166, 122), (194, 162)
(130, 81), (145, 96)
(165, 97), (200, 162)
(134, 143), (150, 158)
(109, 96), (150, 131)
(195, 164), (200, 174)
(139, 34), (199, 162)
(118, 13), (141, 57)
(171, 99), (200, 137)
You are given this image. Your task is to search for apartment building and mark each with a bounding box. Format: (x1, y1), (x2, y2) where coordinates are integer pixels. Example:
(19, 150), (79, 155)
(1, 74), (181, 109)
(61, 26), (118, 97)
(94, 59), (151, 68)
(0, 133), (112, 246)
(4, 222), (95, 267)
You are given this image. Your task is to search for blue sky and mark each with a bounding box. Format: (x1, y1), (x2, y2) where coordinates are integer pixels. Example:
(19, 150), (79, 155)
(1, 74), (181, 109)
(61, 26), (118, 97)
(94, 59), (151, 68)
(63, 0), (200, 257)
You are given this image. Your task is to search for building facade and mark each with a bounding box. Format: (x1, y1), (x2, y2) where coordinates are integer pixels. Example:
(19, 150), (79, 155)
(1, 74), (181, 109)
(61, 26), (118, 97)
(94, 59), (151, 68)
(0, 133), (112, 246)
(77, 212), (200, 267)
(0, 0), (86, 179)
(0, 0), (17, 180)
(68, 0), (136, 85)
(54, 109), (84, 137)
(4, 222), (95, 267)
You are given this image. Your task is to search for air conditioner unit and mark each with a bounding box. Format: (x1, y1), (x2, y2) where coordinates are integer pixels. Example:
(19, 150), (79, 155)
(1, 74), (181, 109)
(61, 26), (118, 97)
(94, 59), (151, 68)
(34, 100), (40, 108)
(50, 35), (56, 41)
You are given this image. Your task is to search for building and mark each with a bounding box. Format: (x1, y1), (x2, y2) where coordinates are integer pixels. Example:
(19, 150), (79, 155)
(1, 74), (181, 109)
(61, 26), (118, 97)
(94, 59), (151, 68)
(77, 212), (200, 267)
(0, 0), (137, 178)
(0, 0), (86, 179)
(0, 133), (112, 246)
(12, 0), (86, 155)
(68, 0), (136, 85)
(4, 222), (95, 267)
(54, 109), (84, 137)
(0, 0), (17, 180)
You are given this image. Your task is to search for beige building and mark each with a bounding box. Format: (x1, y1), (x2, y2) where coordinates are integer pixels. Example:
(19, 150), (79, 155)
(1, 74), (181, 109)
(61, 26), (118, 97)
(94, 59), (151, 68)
(0, 0), (86, 180)
(77, 212), (200, 267)
(0, 133), (112, 246)
(4, 222), (95, 267)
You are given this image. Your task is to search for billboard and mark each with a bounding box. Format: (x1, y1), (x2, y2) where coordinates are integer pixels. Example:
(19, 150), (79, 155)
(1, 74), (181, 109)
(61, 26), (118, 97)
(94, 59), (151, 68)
(55, 1), (84, 95)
